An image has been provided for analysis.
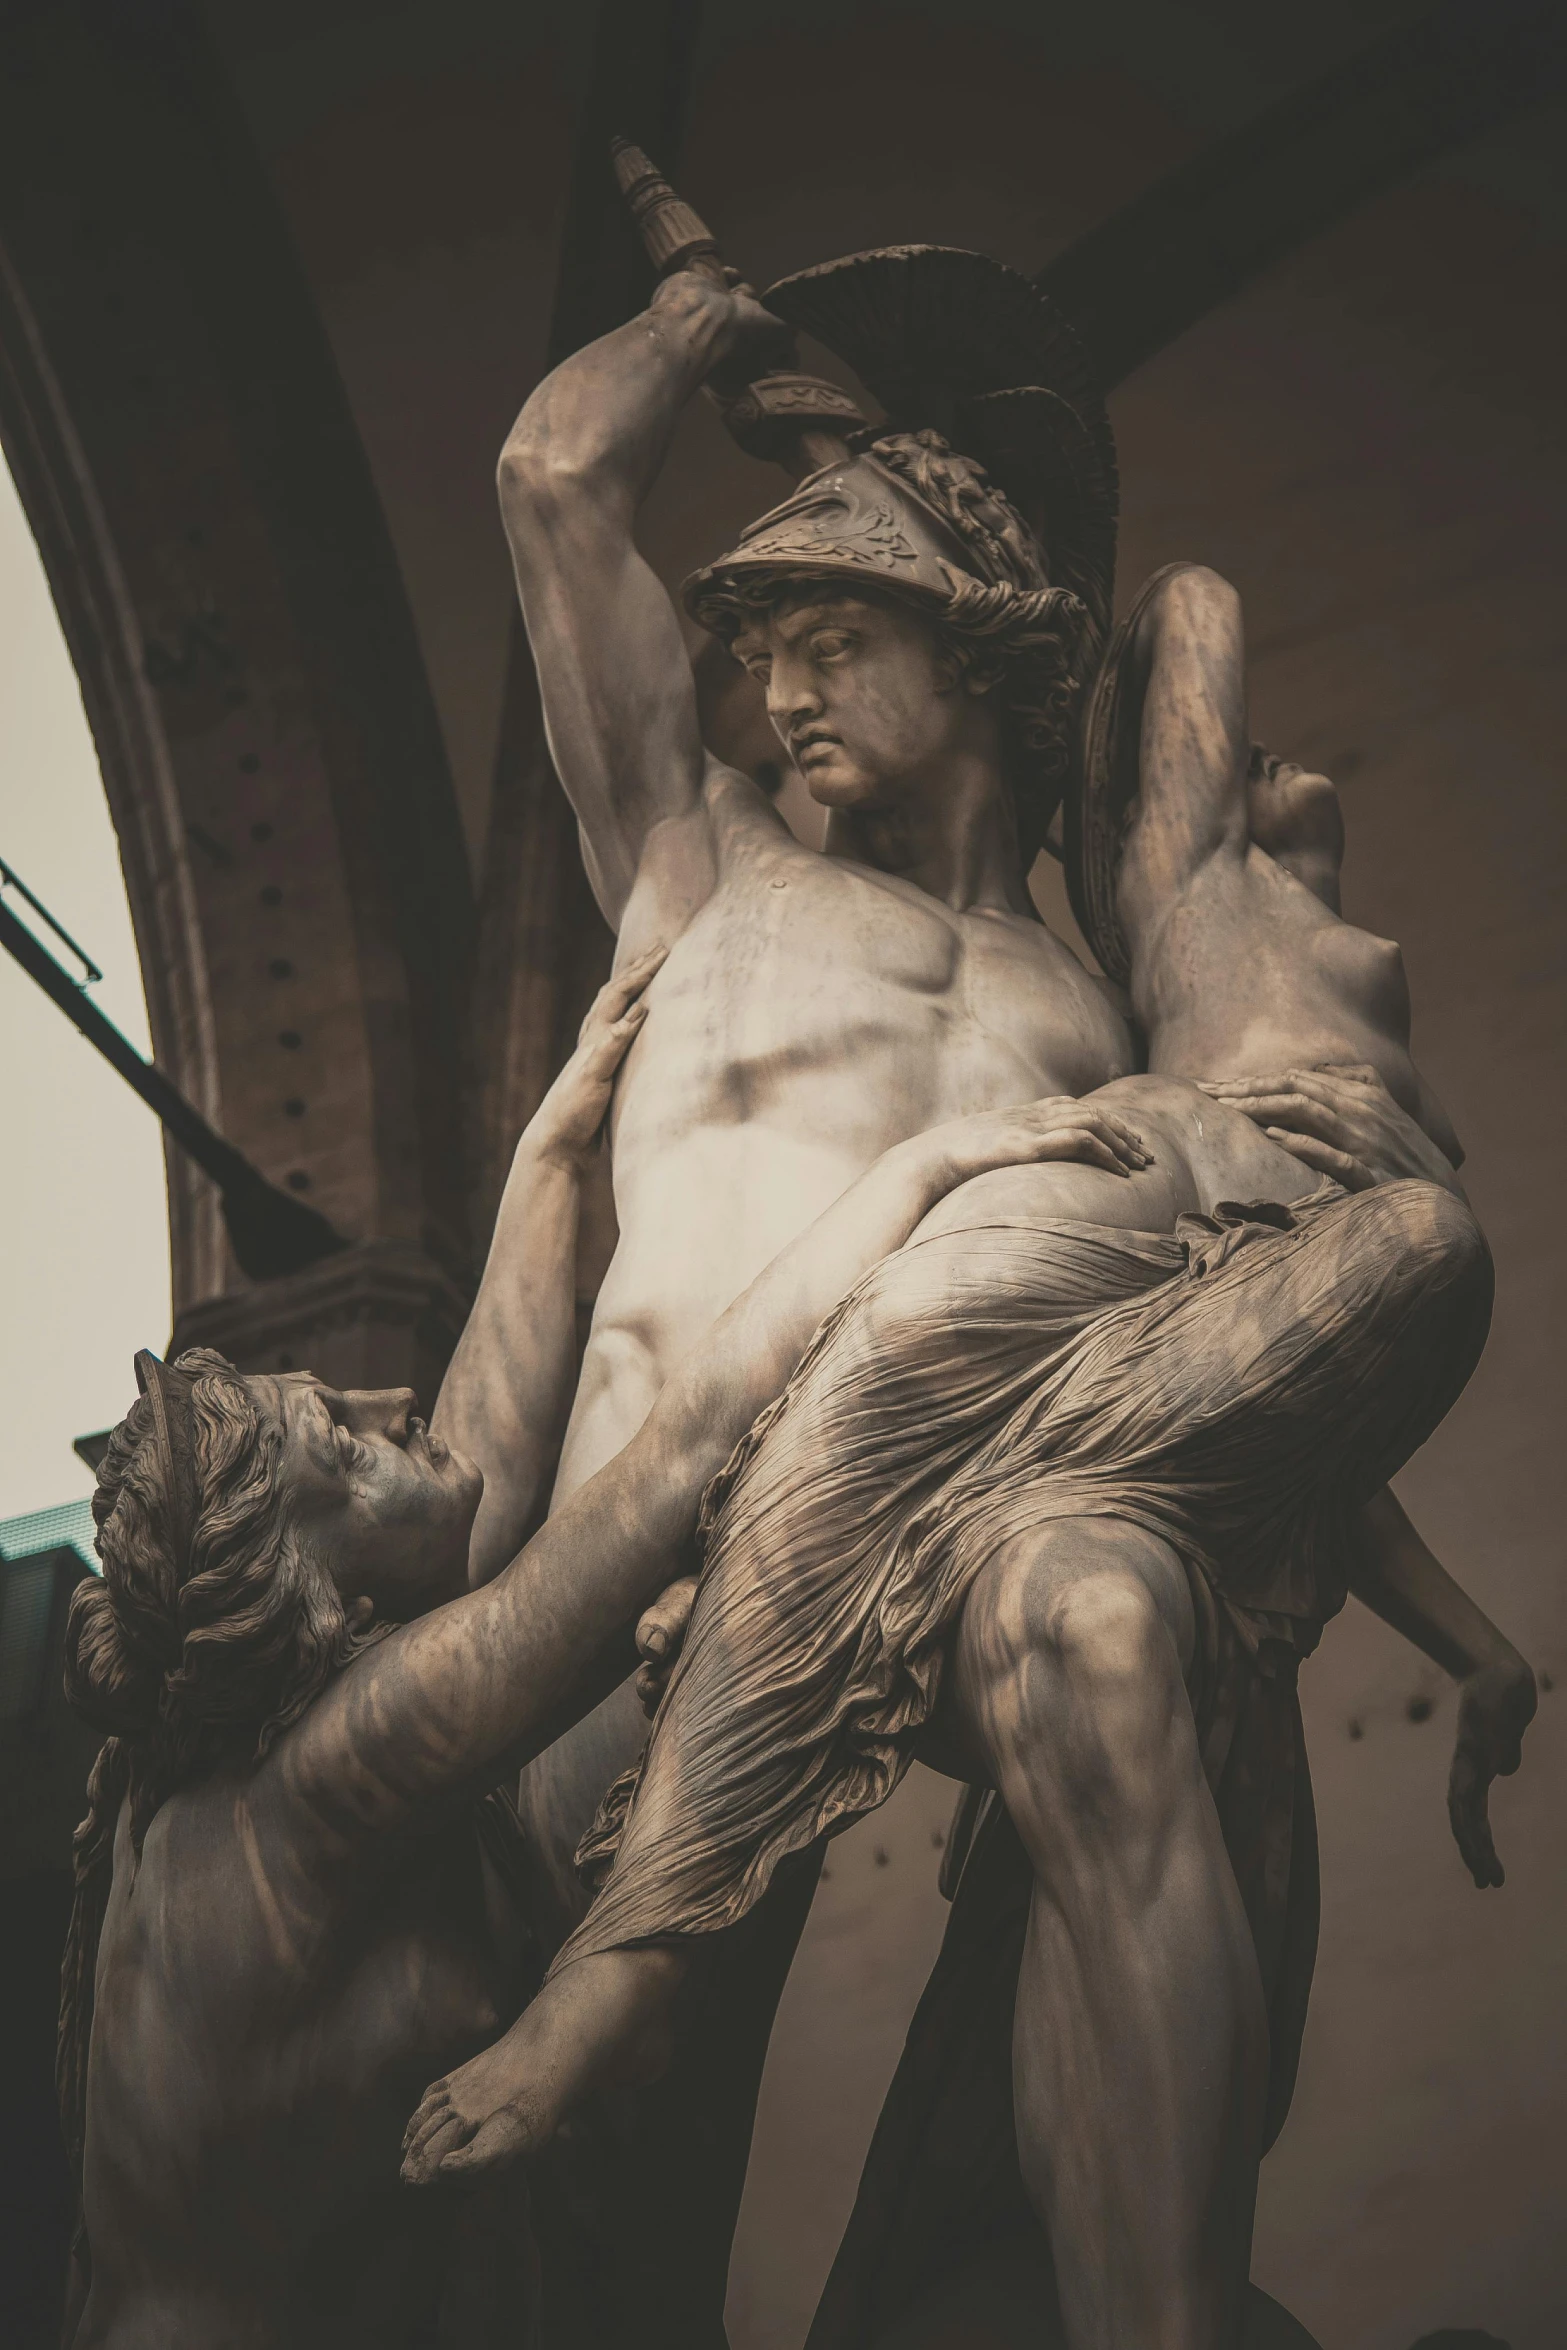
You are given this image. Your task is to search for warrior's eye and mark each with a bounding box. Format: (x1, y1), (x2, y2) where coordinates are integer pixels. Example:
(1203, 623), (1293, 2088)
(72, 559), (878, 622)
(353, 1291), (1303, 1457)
(812, 631), (852, 659)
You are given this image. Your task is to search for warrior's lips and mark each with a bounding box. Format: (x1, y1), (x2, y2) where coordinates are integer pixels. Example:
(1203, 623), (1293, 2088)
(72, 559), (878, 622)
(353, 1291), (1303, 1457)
(794, 732), (841, 766)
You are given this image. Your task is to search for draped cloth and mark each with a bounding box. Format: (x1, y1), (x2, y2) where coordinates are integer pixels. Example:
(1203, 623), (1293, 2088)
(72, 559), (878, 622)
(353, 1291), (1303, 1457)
(558, 1179), (1492, 2152)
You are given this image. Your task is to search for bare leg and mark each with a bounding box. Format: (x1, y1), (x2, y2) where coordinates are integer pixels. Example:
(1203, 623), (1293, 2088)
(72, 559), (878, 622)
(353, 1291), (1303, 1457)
(403, 1179), (1484, 2244)
(943, 1516), (1267, 2350)
(401, 1944), (688, 2184)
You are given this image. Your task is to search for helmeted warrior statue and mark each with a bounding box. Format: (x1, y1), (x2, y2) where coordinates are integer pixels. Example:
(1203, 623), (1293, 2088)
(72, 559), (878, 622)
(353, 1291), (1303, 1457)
(59, 152), (1537, 2350)
(396, 162), (1530, 2350)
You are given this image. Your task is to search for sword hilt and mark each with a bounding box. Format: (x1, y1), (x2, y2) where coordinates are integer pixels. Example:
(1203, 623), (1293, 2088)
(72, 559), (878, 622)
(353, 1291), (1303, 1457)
(610, 138), (726, 282)
(610, 138), (865, 477)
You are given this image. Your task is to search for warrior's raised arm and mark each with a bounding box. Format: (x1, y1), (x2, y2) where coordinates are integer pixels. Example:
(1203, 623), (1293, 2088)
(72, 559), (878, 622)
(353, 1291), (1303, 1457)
(497, 273), (790, 930)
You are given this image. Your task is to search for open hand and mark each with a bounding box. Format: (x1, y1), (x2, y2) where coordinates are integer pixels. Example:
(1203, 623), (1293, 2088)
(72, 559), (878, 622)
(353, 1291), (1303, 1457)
(634, 1574), (698, 1719)
(930, 1097), (1152, 1189)
(1448, 1651), (1536, 1888)
(528, 946), (667, 1170)
(1199, 1062), (1459, 1195)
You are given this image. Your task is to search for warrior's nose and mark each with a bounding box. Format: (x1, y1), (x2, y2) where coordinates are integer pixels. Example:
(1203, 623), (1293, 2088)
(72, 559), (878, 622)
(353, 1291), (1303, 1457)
(770, 671), (820, 730)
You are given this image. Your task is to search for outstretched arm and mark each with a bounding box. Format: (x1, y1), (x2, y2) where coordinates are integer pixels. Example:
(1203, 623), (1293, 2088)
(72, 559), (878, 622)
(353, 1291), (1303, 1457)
(432, 950), (665, 1588)
(1350, 1488), (1536, 1888)
(499, 270), (790, 930)
(277, 1098), (1150, 1860)
(1116, 563), (1251, 955)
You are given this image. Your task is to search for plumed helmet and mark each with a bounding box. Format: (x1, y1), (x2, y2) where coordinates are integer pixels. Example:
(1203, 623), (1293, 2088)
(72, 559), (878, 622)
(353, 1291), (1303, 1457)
(685, 247), (1123, 931)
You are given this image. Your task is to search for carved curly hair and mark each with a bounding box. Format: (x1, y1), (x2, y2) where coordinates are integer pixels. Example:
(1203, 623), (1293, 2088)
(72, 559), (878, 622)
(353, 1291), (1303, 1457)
(720, 429), (1086, 864)
(57, 1348), (365, 2198)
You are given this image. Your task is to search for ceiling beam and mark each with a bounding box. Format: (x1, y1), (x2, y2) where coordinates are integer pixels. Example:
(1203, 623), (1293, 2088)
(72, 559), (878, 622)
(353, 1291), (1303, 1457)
(1037, 0), (1567, 389)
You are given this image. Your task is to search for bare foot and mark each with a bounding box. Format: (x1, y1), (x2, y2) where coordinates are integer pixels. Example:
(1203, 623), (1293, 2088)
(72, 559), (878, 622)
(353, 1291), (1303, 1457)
(399, 1944), (685, 2186)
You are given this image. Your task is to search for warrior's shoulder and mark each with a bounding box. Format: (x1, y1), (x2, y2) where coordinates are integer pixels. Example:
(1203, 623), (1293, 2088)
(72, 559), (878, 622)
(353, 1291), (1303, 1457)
(700, 759), (808, 863)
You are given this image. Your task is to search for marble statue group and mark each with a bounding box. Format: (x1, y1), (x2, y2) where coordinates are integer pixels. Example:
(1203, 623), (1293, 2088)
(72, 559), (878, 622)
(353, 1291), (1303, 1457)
(53, 173), (1537, 2350)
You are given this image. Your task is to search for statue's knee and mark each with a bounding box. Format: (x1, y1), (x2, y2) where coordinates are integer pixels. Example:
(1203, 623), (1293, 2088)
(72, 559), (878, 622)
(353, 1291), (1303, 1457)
(1352, 1186), (1495, 1465)
(1422, 1186), (1491, 1311)
(1044, 1566), (1182, 1715)
(1357, 1181), (1493, 1339)
(972, 1545), (1185, 1779)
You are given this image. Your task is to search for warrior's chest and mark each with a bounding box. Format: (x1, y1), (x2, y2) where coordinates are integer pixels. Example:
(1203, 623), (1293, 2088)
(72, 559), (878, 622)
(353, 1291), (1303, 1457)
(667, 846), (1090, 1086)
(705, 848), (954, 998)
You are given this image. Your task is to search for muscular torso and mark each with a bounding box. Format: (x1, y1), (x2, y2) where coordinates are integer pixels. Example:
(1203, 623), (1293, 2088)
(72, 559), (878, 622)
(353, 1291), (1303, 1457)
(78, 1788), (520, 2349)
(556, 770), (1134, 1496)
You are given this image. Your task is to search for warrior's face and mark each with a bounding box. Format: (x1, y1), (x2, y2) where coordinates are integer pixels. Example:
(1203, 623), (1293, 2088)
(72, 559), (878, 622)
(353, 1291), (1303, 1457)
(731, 587), (991, 814)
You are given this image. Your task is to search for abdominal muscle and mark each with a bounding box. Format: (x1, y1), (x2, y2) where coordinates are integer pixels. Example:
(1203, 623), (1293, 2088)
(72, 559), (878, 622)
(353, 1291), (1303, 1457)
(555, 1077), (1312, 1510)
(555, 1121), (888, 1502)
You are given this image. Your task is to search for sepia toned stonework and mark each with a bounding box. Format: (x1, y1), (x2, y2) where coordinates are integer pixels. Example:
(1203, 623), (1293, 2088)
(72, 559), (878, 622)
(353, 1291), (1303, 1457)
(2, 6), (1560, 2348)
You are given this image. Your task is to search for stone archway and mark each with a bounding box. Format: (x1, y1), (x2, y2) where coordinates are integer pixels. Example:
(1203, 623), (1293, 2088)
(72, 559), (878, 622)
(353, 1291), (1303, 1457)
(0, 1), (474, 1399)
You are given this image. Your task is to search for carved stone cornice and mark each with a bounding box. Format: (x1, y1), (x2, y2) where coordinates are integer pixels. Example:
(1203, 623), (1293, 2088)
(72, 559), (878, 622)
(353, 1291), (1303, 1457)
(170, 1241), (472, 1411)
(0, 4), (473, 1320)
